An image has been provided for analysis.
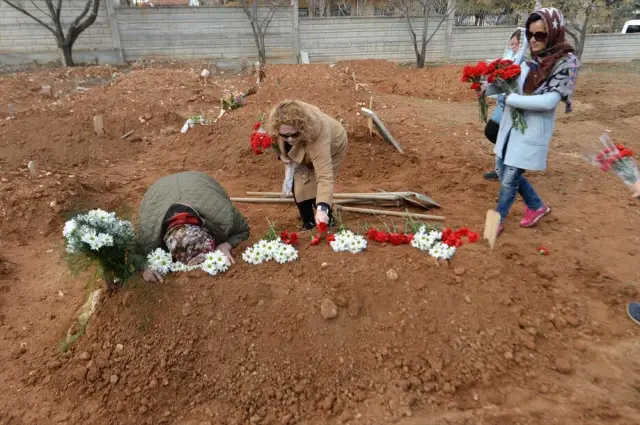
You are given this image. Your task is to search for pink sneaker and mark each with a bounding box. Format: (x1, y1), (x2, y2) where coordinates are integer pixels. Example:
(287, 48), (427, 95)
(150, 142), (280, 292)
(520, 205), (551, 228)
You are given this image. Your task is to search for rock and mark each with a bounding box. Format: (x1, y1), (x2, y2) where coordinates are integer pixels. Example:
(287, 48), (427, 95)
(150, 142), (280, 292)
(47, 360), (62, 370)
(115, 344), (124, 352)
(574, 340), (587, 352)
(41, 85), (52, 97)
(552, 315), (567, 330)
(79, 351), (91, 360)
(463, 295), (471, 304)
(86, 367), (100, 382)
(453, 267), (466, 276)
(321, 262), (329, 268)
(535, 265), (556, 280)
(52, 412), (69, 423)
(335, 296), (348, 308)
(160, 126), (178, 137)
(566, 314), (580, 327)
(409, 376), (422, 388)
(250, 415), (262, 424)
(554, 357), (574, 374)
(386, 268), (398, 280)
(504, 351), (514, 360)
(110, 374), (119, 384)
(320, 299), (338, 320)
(280, 414), (293, 424)
(320, 395), (335, 410)
(200, 69), (211, 78)
(72, 366), (87, 381)
(442, 382), (456, 394)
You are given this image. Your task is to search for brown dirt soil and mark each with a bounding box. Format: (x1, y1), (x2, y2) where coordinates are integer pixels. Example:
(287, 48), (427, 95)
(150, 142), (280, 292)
(1, 60), (639, 425)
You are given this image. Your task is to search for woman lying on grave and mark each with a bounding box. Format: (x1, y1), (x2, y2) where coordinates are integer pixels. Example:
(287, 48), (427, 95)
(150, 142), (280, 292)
(137, 171), (250, 282)
(267, 100), (348, 230)
(481, 7), (581, 235)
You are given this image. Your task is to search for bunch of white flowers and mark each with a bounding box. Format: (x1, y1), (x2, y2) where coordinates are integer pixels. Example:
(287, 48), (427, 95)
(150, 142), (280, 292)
(410, 226), (456, 260)
(63, 209), (134, 254)
(242, 239), (298, 265)
(147, 248), (231, 277)
(330, 230), (367, 254)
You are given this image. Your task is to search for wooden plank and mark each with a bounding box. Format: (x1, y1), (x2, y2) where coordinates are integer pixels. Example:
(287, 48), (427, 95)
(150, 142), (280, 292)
(93, 115), (105, 137)
(360, 107), (404, 154)
(335, 205), (445, 221)
(483, 209), (501, 250)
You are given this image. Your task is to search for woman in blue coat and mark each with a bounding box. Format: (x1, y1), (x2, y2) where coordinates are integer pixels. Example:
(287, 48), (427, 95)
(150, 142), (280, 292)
(484, 7), (580, 234)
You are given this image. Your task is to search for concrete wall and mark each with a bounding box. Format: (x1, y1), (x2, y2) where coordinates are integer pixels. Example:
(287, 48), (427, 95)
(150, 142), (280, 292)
(116, 7), (294, 64)
(0, 1), (119, 66)
(2, 5), (640, 68)
(300, 17), (448, 63)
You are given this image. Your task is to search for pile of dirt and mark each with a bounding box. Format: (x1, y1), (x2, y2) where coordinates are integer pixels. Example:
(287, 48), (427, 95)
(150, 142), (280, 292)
(338, 60), (474, 102)
(1, 60), (640, 425)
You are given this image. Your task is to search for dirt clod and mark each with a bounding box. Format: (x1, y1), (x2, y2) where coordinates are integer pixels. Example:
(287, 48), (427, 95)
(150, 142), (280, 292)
(320, 299), (338, 320)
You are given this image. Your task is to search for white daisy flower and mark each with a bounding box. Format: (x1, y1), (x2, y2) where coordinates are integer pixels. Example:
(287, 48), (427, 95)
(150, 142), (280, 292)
(201, 260), (219, 276)
(63, 219), (77, 238)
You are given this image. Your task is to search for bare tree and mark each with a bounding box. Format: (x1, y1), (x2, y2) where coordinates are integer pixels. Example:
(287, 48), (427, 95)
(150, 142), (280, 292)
(395, 0), (455, 68)
(553, 0), (604, 59)
(241, 0), (283, 66)
(307, 0), (328, 16)
(1, 0), (101, 67)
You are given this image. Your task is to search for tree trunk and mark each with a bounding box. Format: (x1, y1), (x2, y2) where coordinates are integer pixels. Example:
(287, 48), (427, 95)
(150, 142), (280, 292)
(257, 30), (267, 66)
(418, 12), (429, 69)
(58, 42), (75, 67)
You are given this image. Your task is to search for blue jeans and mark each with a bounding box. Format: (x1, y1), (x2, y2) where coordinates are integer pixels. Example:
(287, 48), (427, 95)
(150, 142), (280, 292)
(495, 157), (543, 221)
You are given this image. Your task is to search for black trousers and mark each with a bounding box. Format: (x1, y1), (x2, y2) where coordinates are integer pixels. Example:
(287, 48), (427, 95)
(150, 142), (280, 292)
(292, 180), (333, 230)
(484, 120), (500, 145)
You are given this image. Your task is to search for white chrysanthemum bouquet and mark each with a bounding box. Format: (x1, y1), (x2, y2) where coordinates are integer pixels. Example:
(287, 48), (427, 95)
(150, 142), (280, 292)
(63, 209), (140, 289)
(410, 227), (457, 260)
(242, 220), (299, 265)
(146, 247), (231, 277)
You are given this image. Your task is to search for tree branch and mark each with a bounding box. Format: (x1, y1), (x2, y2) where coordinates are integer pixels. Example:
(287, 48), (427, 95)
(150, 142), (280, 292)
(424, 6), (454, 46)
(74, 0), (100, 35)
(30, 0), (54, 20)
(261, 1), (278, 31)
(1, 0), (56, 34)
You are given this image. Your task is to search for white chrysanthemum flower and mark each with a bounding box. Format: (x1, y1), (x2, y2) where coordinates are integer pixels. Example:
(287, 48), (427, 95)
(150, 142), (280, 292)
(242, 246), (263, 265)
(147, 248), (172, 275)
(63, 219), (77, 238)
(210, 250), (231, 272)
(330, 230), (366, 254)
(86, 209), (117, 225)
(264, 241), (278, 259)
(201, 260), (219, 276)
(96, 233), (114, 248)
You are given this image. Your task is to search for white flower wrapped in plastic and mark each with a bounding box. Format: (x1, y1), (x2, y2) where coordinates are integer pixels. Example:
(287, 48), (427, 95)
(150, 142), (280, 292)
(410, 226), (456, 260)
(62, 209), (139, 289)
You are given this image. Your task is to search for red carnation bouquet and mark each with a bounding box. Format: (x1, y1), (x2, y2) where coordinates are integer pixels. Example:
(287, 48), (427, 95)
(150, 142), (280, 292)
(486, 59), (527, 133)
(586, 133), (638, 188)
(250, 115), (276, 155)
(461, 61), (490, 123)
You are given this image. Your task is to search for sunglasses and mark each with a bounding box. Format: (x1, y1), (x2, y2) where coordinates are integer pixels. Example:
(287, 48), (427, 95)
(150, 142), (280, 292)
(279, 132), (300, 140)
(526, 31), (548, 42)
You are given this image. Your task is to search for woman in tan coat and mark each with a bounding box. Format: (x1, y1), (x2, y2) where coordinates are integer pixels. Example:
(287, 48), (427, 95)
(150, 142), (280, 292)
(267, 100), (348, 230)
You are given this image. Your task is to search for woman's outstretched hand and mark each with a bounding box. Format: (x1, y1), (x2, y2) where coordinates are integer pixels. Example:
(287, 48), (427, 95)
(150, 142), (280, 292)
(142, 268), (164, 283)
(315, 209), (329, 227)
(217, 242), (235, 264)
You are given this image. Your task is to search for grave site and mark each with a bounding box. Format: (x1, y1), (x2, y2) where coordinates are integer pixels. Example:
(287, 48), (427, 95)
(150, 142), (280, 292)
(0, 59), (639, 425)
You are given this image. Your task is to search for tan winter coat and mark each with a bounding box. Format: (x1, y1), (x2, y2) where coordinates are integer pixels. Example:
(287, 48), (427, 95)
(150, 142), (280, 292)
(268, 100), (348, 205)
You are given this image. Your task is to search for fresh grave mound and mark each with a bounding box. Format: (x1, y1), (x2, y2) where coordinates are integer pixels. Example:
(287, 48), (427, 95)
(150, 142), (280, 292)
(335, 60), (475, 103)
(31, 236), (592, 425)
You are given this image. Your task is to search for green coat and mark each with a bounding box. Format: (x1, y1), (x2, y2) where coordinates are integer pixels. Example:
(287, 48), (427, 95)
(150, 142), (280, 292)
(137, 171), (250, 253)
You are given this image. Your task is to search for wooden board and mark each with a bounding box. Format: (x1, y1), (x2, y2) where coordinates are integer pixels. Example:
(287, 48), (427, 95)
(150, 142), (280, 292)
(483, 209), (501, 250)
(360, 107), (403, 154)
(367, 96), (373, 137)
(93, 115), (105, 136)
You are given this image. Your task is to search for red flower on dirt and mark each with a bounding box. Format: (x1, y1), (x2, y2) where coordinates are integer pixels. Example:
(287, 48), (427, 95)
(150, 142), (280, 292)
(326, 234), (336, 243)
(250, 121), (274, 155)
(317, 222), (328, 234)
(367, 228), (379, 240)
(280, 230), (299, 246)
(389, 233), (405, 246)
(374, 232), (390, 243)
(310, 235), (322, 246)
(537, 246), (550, 256)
